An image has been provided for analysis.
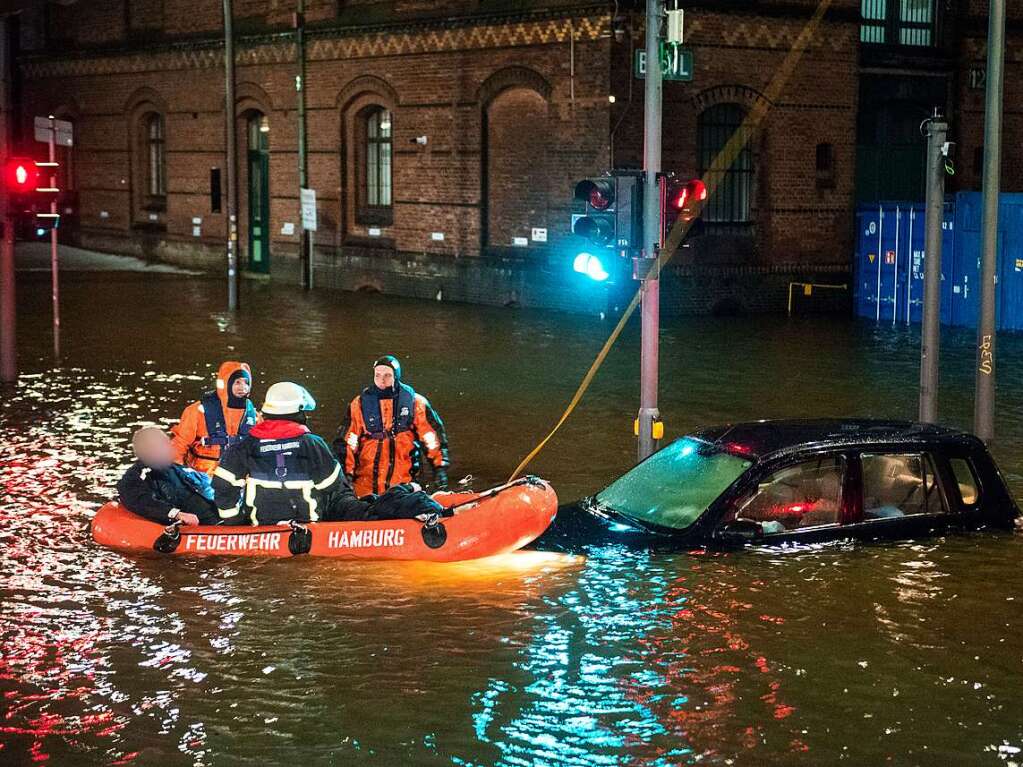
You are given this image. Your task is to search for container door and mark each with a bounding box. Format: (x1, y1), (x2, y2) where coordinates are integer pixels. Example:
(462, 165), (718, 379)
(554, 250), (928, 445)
(855, 207), (883, 320)
(998, 202), (1023, 331)
(950, 192), (983, 328)
(877, 206), (900, 322)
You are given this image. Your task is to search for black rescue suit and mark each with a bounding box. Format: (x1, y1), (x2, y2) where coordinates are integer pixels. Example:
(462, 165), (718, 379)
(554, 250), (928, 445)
(117, 461), (220, 525)
(212, 418), (369, 525)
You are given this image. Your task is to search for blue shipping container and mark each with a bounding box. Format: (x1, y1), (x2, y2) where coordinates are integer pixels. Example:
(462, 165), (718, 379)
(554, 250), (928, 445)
(854, 202), (954, 325)
(854, 193), (1023, 331)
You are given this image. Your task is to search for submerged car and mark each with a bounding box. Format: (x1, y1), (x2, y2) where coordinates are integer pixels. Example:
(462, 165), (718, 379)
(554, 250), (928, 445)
(533, 419), (1020, 551)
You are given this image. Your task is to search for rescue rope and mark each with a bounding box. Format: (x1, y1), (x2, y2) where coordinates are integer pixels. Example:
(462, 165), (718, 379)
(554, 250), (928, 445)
(508, 0), (834, 482)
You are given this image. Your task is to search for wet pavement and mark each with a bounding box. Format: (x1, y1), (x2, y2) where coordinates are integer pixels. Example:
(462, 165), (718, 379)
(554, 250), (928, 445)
(15, 242), (198, 274)
(1, 271), (1022, 766)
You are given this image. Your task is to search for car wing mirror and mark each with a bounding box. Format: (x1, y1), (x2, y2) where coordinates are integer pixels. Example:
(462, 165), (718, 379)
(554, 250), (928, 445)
(715, 518), (764, 545)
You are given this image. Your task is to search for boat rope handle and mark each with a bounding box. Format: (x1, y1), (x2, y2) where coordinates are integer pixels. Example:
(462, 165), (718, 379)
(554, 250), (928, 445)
(506, 0), (832, 482)
(444, 476), (540, 513)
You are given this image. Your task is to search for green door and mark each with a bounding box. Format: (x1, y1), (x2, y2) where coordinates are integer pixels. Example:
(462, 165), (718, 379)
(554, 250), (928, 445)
(247, 115), (270, 273)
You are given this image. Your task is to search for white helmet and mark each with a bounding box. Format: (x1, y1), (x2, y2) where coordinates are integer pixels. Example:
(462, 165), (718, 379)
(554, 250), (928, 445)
(262, 381), (317, 415)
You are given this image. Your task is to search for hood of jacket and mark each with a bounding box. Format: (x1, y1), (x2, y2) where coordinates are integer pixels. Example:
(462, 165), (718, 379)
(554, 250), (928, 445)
(250, 419), (309, 440)
(215, 361), (252, 411)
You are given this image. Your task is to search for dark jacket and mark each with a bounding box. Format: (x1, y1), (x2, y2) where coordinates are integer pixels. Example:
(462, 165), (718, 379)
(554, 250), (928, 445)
(117, 461), (220, 525)
(213, 419), (369, 525)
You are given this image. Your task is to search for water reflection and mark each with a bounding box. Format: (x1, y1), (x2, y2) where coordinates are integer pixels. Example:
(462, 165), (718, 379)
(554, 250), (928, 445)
(2, 275), (1022, 764)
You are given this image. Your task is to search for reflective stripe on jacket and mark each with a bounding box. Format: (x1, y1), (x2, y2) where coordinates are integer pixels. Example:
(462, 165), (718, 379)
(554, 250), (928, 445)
(212, 419), (343, 526)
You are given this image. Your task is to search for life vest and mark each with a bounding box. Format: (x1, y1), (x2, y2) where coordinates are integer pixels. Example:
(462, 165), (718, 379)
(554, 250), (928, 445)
(199, 391), (256, 449)
(360, 383), (416, 440)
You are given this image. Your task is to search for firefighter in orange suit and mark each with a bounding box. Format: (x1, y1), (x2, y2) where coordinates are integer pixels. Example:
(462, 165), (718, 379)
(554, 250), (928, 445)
(334, 355), (450, 498)
(170, 361), (259, 475)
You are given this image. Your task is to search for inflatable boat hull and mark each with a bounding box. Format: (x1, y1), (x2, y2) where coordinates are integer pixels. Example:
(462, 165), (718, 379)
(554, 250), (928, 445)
(91, 478), (558, 562)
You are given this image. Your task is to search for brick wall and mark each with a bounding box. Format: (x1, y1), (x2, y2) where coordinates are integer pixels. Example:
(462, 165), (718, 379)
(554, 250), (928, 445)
(20, 0), (1018, 314)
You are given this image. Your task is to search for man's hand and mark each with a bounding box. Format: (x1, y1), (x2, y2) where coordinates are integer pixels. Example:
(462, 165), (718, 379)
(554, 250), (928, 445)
(176, 512), (201, 526)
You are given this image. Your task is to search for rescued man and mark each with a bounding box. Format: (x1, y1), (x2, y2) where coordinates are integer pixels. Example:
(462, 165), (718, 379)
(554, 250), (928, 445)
(171, 361), (258, 475)
(213, 382), (370, 525)
(117, 426), (220, 526)
(334, 355), (450, 498)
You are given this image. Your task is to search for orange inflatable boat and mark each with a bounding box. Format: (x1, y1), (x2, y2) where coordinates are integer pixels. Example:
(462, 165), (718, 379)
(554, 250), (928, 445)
(91, 477), (557, 562)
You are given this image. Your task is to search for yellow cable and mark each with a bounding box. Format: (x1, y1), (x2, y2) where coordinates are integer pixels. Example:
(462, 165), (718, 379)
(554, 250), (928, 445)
(508, 0), (833, 481)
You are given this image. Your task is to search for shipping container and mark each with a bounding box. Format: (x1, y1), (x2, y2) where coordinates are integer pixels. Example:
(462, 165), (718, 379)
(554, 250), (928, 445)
(854, 193), (1023, 331)
(854, 202), (954, 325)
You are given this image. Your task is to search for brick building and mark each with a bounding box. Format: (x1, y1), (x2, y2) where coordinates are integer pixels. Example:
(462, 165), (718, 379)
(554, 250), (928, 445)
(7, 0), (1022, 313)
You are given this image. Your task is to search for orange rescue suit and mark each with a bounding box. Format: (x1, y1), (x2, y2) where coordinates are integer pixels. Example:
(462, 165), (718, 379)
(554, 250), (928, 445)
(336, 383), (449, 498)
(170, 361), (258, 475)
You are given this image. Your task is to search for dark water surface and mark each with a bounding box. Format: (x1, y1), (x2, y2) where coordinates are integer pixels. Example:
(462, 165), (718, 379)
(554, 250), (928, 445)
(2, 273), (1022, 766)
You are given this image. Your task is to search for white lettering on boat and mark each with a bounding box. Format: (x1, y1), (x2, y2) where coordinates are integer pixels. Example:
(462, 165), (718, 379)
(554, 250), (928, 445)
(326, 528), (406, 549)
(183, 532), (283, 552)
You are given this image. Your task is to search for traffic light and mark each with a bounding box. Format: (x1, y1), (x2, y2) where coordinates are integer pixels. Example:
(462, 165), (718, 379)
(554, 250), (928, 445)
(4, 157), (38, 197)
(3, 156), (60, 235)
(661, 176), (706, 246)
(570, 173), (643, 282)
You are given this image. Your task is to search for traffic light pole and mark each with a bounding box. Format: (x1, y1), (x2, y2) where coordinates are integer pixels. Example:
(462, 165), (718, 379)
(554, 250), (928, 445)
(637, 0), (662, 462)
(223, 0), (239, 311)
(919, 113), (946, 423)
(0, 16), (15, 384)
(48, 117), (60, 359)
(974, 0), (1005, 442)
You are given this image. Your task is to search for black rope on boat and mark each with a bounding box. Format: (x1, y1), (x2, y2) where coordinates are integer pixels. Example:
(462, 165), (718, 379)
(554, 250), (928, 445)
(153, 521), (183, 554)
(443, 475), (543, 514)
(288, 520), (313, 556)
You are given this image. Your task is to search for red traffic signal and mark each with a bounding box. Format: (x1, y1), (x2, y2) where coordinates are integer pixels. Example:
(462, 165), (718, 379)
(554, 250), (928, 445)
(4, 157), (39, 194)
(661, 176), (706, 246)
(666, 178), (707, 216)
(574, 178), (614, 211)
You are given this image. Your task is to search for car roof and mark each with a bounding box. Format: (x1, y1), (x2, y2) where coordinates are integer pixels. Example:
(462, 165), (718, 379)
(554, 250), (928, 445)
(690, 418), (979, 460)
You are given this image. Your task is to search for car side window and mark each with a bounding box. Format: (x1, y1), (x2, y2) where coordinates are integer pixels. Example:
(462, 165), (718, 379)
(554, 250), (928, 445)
(861, 453), (945, 520)
(949, 458), (980, 506)
(735, 456), (845, 534)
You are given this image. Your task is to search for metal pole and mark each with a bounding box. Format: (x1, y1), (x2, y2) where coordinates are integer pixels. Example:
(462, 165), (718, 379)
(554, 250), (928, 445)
(223, 0), (239, 311)
(919, 113), (946, 424)
(0, 16), (15, 384)
(49, 116), (60, 359)
(296, 0), (312, 290)
(637, 0), (662, 462)
(974, 0), (1005, 442)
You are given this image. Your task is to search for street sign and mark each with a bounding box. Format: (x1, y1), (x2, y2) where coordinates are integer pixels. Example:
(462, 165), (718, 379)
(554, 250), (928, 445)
(634, 44), (693, 82)
(300, 187), (317, 231)
(34, 116), (73, 147)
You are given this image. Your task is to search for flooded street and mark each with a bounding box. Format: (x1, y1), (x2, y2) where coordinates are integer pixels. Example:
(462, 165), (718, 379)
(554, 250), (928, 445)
(2, 272), (1022, 766)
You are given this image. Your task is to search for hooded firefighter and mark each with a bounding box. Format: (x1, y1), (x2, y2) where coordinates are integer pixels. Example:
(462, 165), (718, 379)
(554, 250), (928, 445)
(334, 355), (450, 498)
(170, 361), (258, 474)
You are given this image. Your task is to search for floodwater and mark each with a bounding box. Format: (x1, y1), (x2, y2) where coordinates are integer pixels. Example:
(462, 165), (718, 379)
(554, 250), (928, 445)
(2, 272), (1022, 766)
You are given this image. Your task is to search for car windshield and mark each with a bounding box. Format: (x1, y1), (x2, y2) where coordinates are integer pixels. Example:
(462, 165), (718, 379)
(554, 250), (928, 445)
(595, 437), (754, 530)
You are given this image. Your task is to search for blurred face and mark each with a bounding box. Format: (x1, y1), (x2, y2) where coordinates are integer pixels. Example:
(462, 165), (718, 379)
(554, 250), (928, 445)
(231, 376), (251, 398)
(133, 428), (175, 469)
(374, 365), (395, 390)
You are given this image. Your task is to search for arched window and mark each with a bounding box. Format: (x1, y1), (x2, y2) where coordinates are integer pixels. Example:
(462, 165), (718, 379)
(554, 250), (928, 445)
(697, 103), (752, 224)
(358, 106), (392, 219)
(145, 113), (166, 199)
